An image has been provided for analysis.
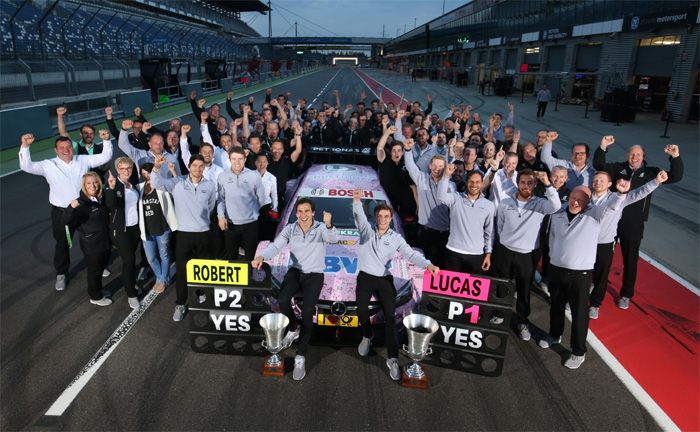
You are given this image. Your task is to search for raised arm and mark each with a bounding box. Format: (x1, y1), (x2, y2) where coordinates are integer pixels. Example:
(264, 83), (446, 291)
(56, 107), (69, 138)
(536, 172), (562, 214)
(437, 167), (457, 207)
(118, 120), (143, 163)
(662, 144), (683, 184)
(180, 124), (193, 165)
(83, 130), (114, 168)
(540, 131), (569, 170)
(17, 133), (46, 176)
(105, 106), (119, 138)
(290, 121), (303, 163)
(150, 155), (178, 193)
(402, 138), (421, 183)
(593, 135), (618, 173)
(321, 211), (338, 243)
(225, 91), (240, 120)
(376, 121), (393, 163)
(352, 191), (373, 240)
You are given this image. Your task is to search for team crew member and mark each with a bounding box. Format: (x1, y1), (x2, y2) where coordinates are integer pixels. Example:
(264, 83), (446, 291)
(217, 147), (266, 261)
(118, 119), (180, 180)
(252, 198), (336, 381)
(593, 138), (683, 310)
(438, 167), (495, 274)
(376, 125), (417, 223)
(352, 190), (439, 381)
(179, 124), (223, 183)
(540, 131), (595, 190)
(19, 131), (114, 291)
(105, 158), (142, 309)
(483, 150), (517, 207)
(492, 169), (561, 341)
(63, 172), (112, 306)
(404, 138), (452, 267)
(137, 163), (178, 294)
(268, 122), (303, 211)
(588, 169), (667, 319)
(151, 154), (217, 322)
(539, 180), (631, 369)
(255, 153), (279, 241)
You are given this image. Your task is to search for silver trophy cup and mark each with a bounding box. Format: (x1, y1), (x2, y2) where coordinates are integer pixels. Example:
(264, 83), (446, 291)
(259, 313), (290, 369)
(402, 313), (439, 380)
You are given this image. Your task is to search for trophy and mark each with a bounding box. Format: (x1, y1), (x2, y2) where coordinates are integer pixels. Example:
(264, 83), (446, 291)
(259, 313), (290, 377)
(401, 313), (439, 389)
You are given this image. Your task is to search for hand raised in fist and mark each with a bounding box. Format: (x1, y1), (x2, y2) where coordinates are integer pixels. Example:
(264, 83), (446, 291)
(56, 106), (67, 116)
(197, 99), (206, 109)
(227, 91), (233, 100)
(664, 144), (680, 158)
(387, 125), (397, 134)
(404, 138), (415, 151)
(600, 135), (614, 150)
(99, 129), (110, 141)
(546, 131), (559, 142)
(153, 154), (166, 170)
(20, 133), (34, 148)
(323, 211), (333, 227)
(352, 189), (363, 202)
(181, 124), (191, 135)
(445, 163), (456, 178)
(656, 170), (669, 184)
(243, 104), (251, 114)
(143, 122), (152, 132)
(121, 119), (133, 130)
(535, 171), (550, 186)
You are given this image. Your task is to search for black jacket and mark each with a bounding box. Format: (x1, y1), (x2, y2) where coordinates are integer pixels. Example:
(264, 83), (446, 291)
(63, 192), (110, 254)
(105, 180), (138, 237)
(593, 147), (683, 225)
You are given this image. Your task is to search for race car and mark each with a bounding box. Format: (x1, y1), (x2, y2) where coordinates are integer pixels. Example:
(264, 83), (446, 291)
(255, 164), (426, 329)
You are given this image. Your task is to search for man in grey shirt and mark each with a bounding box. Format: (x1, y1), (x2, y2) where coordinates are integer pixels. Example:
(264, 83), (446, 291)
(540, 131), (596, 190)
(404, 138), (453, 267)
(218, 147), (266, 261)
(539, 179), (632, 369)
(352, 190), (438, 381)
(252, 198), (336, 381)
(493, 168), (561, 341)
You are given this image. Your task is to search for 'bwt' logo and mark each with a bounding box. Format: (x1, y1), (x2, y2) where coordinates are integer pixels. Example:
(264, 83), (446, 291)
(310, 188), (325, 196)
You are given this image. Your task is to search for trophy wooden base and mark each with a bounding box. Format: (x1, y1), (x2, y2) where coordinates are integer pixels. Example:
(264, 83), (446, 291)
(263, 355), (285, 377)
(401, 371), (429, 389)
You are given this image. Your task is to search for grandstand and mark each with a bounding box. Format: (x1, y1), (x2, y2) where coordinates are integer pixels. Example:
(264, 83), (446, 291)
(0, 0), (268, 106)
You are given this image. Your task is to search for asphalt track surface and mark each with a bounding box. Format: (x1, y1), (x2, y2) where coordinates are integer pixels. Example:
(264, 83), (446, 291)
(0, 67), (670, 430)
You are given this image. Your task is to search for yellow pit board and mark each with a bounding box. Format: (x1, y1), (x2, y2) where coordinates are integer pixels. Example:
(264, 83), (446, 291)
(186, 259), (248, 286)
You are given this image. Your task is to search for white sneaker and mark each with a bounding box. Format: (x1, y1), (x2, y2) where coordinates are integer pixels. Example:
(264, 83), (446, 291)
(539, 280), (550, 297)
(517, 323), (531, 341)
(589, 306), (599, 320)
(617, 297), (630, 310)
(128, 296), (140, 309)
(282, 327), (300, 348)
(293, 355), (306, 380)
(564, 354), (585, 369)
(102, 268), (112, 278)
(358, 337), (372, 356)
(55, 274), (67, 291)
(538, 335), (561, 349)
(173, 305), (188, 322)
(386, 358), (400, 381)
(90, 297), (113, 307)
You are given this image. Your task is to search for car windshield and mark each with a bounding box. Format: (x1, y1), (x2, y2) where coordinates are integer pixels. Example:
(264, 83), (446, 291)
(289, 197), (389, 229)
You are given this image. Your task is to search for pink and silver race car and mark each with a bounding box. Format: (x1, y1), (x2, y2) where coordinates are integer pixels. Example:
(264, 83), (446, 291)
(255, 164), (426, 329)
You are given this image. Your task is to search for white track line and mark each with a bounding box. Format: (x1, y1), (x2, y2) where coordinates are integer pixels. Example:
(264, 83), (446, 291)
(564, 309), (681, 431)
(639, 251), (699, 295)
(306, 68), (340, 109)
(44, 290), (159, 417)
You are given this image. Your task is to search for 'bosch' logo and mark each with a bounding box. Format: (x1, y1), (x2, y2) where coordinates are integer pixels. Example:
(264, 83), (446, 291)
(330, 301), (347, 316)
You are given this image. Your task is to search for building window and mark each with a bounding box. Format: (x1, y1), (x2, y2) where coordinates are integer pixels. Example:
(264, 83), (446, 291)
(639, 35), (681, 46)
